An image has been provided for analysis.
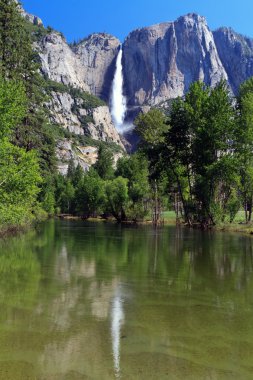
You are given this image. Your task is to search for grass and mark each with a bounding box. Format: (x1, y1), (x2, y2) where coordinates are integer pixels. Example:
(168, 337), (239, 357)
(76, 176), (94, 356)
(161, 209), (253, 236)
(161, 210), (177, 224)
(216, 210), (253, 235)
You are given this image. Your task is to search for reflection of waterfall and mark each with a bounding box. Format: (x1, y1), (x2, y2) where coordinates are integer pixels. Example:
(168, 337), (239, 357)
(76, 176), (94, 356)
(111, 289), (124, 378)
(110, 48), (133, 134)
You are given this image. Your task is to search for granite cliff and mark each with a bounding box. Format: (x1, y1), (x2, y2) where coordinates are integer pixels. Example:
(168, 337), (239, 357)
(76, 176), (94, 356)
(213, 27), (253, 94)
(122, 15), (253, 108)
(123, 14), (228, 106)
(24, 17), (124, 172)
(72, 33), (120, 101)
(21, 4), (253, 159)
(31, 10), (253, 112)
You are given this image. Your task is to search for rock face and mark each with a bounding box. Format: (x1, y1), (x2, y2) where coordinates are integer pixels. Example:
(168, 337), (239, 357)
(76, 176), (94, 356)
(123, 14), (228, 106)
(48, 90), (124, 148)
(20, 2), (253, 159)
(36, 32), (120, 99)
(21, 4), (253, 109)
(56, 140), (94, 176)
(213, 28), (253, 94)
(72, 34), (120, 101)
(36, 33), (90, 92)
(17, 0), (43, 26)
(88, 105), (123, 144)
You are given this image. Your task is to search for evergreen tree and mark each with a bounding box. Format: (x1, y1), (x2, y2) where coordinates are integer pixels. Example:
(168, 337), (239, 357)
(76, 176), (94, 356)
(104, 177), (129, 222)
(171, 81), (237, 226)
(136, 82), (238, 227)
(0, 77), (42, 230)
(75, 169), (105, 218)
(237, 78), (253, 222)
(0, 0), (33, 80)
(0, 77), (26, 139)
(116, 153), (150, 220)
(0, 0), (56, 177)
(93, 144), (114, 180)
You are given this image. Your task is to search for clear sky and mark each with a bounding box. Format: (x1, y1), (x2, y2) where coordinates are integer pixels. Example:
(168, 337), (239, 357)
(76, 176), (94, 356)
(21, 0), (253, 43)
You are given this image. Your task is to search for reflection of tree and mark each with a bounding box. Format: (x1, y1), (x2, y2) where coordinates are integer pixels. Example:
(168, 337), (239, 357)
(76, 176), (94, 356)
(0, 230), (41, 310)
(1, 220), (253, 378)
(50, 221), (253, 308)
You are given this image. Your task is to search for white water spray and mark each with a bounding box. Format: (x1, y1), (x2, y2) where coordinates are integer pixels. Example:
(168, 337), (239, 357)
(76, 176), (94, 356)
(111, 48), (132, 134)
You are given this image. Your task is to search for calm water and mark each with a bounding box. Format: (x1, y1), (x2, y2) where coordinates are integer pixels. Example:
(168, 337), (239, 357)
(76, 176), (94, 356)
(0, 221), (253, 379)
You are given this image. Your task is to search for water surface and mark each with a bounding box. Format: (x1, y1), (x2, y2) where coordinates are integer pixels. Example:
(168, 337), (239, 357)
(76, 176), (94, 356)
(0, 220), (253, 379)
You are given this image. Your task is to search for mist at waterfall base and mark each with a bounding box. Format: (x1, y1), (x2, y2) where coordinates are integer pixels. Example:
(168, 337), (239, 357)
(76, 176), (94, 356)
(110, 48), (134, 134)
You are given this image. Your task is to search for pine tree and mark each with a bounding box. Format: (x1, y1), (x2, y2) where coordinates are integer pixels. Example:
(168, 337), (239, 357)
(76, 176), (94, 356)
(0, 0), (35, 81)
(0, 0), (56, 179)
(94, 144), (114, 180)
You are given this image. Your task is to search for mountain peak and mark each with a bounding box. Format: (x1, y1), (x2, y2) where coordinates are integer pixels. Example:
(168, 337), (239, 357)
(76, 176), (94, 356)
(16, 1), (43, 26)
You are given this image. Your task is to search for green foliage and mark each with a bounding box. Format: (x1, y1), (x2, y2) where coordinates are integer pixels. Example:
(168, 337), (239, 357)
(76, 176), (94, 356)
(0, 1), (58, 216)
(116, 153), (150, 220)
(60, 180), (75, 213)
(75, 169), (105, 217)
(0, 141), (41, 204)
(135, 108), (168, 148)
(24, 20), (54, 42)
(104, 177), (129, 222)
(76, 135), (124, 154)
(0, 78), (27, 139)
(0, 0), (34, 80)
(44, 79), (105, 109)
(69, 87), (106, 109)
(237, 77), (253, 222)
(137, 81), (241, 227)
(93, 144), (114, 180)
(44, 79), (70, 95)
(42, 186), (56, 216)
(69, 163), (84, 187)
(0, 140), (42, 231)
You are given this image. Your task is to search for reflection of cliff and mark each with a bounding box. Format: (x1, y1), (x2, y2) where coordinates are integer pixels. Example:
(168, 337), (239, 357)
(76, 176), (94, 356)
(1, 221), (253, 378)
(38, 329), (113, 379)
(50, 221), (253, 302)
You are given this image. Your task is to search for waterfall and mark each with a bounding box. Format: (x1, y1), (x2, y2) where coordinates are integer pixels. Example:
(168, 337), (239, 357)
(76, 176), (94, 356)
(111, 48), (132, 134)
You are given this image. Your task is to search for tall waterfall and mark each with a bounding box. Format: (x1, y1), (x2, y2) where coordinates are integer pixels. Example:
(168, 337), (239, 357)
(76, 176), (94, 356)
(111, 48), (132, 133)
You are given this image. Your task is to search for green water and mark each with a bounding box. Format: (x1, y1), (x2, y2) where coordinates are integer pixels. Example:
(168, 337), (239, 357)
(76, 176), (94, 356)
(0, 220), (253, 379)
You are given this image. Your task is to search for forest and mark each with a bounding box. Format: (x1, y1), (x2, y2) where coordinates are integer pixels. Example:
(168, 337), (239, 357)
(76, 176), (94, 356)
(1, 0), (253, 233)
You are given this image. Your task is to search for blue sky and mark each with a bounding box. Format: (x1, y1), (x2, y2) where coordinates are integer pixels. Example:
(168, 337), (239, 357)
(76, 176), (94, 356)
(22, 0), (253, 42)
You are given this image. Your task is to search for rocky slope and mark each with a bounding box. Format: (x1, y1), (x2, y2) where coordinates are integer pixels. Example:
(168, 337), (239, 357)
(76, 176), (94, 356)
(37, 33), (90, 92)
(123, 14), (228, 106)
(26, 6), (253, 108)
(16, 0), (43, 26)
(29, 8), (253, 110)
(23, 18), (125, 172)
(21, 3), (253, 158)
(36, 30), (120, 100)
(50, 92), (122, 141)
(72, 33), (120, 101)
(45, 84), (124, 174)
(213, 27), (253, 94)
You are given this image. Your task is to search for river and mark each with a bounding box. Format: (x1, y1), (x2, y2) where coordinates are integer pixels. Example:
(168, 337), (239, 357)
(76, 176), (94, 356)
(0, 220), (252, 379)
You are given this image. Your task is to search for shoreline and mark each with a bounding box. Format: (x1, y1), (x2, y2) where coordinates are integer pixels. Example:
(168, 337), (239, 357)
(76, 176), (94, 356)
(57, 214), (253, 235)
(1, 215), (253, 240)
